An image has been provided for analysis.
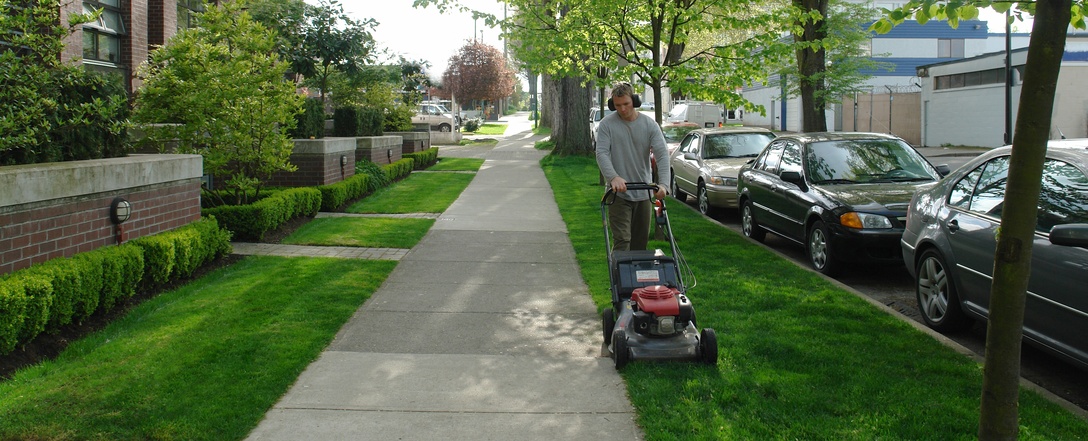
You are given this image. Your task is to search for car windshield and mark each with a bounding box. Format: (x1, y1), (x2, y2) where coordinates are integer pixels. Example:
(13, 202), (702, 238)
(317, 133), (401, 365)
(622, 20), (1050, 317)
(804, 139), (939, 184)
(704, 133), (775, 159)
(593, 109), (615, 122)
(662, 125), (698, 143)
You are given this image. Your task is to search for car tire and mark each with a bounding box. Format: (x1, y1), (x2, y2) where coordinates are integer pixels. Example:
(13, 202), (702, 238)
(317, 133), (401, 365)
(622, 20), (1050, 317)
(697, 182), (715, 216)
(438, 123), (451, 133)
(611, 328), (629, 370)
(807, 220), (841, 276)
(671, 173), (687, 202)
(740, 200), (766, 242)
(601, 308), (616, 345)
(915, 249), (971, 332)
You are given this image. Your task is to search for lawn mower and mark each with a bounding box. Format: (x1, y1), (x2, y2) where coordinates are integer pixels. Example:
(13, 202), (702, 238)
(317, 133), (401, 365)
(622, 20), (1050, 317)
(600, 183), (717, 369)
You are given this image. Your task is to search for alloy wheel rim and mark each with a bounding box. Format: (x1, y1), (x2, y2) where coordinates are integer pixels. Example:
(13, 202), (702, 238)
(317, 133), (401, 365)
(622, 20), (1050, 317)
(918, 257), (949, 321)
(810, 228), (828, 268)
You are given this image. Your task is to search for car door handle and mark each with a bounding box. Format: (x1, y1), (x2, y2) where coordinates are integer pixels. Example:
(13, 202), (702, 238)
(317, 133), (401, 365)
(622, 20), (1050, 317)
(947, 219), (960, 233)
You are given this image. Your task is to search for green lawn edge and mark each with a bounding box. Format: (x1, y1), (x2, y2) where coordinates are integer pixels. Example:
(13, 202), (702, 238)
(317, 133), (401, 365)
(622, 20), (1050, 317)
(540, 154), (1088, 440)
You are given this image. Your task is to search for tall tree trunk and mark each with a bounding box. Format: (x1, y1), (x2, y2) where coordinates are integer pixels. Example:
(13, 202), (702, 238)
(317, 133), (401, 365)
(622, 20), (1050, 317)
(794, 0), (828, 132)
(552, 75), (591, 156)
(979, 2), (1070, 439)
(540, 74), (556, 129)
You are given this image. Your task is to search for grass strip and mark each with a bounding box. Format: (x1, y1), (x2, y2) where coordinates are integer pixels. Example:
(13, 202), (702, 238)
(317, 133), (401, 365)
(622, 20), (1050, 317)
(346, 172), (473, 214)
(541, 154), (1088, 440)
(0, 256), (397, 440)
(472, 123), (507, 135)
(282, 217), (434, 249)
(429, 157), (485, 171)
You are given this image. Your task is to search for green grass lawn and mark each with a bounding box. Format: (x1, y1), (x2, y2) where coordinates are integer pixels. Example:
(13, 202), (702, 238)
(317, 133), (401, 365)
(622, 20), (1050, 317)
(541, 154), (1088, 440)
(0, 256), (397, 440)
(346, 172), (473, 214)
(282, 217), (433, 248)
(469, 122), (507, 135)
(428, 157), (485, 171)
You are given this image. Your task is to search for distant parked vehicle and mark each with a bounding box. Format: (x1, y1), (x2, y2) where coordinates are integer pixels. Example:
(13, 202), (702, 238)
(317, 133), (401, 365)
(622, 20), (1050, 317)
(413, 104), (458, 132)
(589, 107), (615, 148)
(666, 102), (723, 128)
(901, 139), (1088, 370)
(737, 132), (947, 275)
(670, 127), (775, 214)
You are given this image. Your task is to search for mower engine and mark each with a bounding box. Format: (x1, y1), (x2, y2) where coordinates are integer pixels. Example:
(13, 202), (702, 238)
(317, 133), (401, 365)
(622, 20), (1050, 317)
(630, 285), (694, 336)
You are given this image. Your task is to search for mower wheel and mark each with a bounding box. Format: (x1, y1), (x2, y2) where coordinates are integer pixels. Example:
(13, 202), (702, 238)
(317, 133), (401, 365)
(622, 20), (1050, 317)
(611, 328), (630, 370)
(601, 308), (616, 345)
(700, 328), (718, 366)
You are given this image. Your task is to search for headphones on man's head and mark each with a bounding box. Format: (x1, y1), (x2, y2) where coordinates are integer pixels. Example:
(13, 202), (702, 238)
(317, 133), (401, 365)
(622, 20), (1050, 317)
(606, 82), (642, 111)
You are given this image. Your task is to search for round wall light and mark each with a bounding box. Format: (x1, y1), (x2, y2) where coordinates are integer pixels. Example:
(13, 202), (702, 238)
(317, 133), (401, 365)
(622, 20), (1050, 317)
(110, 197), (132, 224)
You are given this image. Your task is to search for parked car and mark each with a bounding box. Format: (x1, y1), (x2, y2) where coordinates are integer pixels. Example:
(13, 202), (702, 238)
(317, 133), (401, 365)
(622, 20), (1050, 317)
(413, 104), (458, 132)
(901, 139), (1088, 370)
(670, 127), (776, 214)
(589, 107), (615, 148)
(737, 132), (947, 275)
(661, 122), (700, 154)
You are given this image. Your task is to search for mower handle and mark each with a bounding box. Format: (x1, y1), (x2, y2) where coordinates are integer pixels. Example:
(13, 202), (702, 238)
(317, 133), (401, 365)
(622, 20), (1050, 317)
(601, 182), (662, 205)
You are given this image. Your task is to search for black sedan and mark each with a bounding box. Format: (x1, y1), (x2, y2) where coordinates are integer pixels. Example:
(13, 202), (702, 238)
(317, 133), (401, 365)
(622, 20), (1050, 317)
(737, 132), (947, 275)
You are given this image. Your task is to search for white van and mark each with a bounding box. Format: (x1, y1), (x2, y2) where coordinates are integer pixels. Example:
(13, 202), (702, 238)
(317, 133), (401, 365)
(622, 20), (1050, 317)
(666, 102), (723, 128)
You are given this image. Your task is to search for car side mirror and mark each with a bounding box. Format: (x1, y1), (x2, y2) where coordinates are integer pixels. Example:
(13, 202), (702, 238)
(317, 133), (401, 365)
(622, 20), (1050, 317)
(935, 164), (951, 177)
(684, 152), (697, 161)
(1049, 223), (1088, 248)
(780, 170), (807, 190)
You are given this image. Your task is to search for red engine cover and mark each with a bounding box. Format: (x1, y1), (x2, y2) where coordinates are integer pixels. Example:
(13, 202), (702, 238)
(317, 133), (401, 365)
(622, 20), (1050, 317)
(631, 285), (680, 316)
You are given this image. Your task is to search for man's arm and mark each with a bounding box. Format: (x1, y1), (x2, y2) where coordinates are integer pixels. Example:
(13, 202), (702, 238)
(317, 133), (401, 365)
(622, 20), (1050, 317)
(649, 120), (670, 199)
(595, 120), (624, 190)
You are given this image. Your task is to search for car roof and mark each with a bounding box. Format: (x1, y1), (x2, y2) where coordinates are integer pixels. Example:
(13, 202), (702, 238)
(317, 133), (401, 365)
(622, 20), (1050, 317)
(974, 138), (1088, 171)
(773, 131), (904, 144)
(691, 126), (775, 135)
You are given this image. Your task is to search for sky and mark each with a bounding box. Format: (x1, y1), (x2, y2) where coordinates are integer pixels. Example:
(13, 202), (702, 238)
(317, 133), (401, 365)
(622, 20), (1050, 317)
(342, 0), (509, 82)
(343, 1), (1033, 83)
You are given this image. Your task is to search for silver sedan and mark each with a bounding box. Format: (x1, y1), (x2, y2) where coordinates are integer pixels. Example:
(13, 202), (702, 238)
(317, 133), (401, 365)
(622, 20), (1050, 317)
(669, 127), (775, 215)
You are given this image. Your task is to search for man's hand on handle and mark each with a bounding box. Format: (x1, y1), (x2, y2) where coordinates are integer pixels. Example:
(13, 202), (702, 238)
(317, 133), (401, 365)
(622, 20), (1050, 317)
(610, 176), (667, 199)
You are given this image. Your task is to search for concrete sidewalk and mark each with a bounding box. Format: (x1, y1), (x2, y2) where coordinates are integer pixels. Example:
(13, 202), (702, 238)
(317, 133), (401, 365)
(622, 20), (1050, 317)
(245, 112), (643, 440)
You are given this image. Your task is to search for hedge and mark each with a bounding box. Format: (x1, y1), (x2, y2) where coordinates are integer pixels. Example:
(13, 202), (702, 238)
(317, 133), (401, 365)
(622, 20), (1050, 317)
(202, 187), (321, 241)
(404, 148), (439, 170)
(317, 173), (370, 212)
(383, 158), (415, 182)
(0, 217), (231, 356)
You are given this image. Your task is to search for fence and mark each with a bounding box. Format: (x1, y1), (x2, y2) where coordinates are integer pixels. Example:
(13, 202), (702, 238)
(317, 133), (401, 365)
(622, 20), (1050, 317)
(840, 90), (921, 146)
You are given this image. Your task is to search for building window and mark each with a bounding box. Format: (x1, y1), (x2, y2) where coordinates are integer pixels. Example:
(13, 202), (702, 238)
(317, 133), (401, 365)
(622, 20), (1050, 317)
(177, 0), (205, 31)
(933, 67), (1013, 90)
(937, 38), (965, 58)
(82, 0), (125, 64)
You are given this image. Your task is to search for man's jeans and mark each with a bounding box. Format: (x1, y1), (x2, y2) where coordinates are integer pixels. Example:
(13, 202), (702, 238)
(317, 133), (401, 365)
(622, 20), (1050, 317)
(608, 197), (652, 252)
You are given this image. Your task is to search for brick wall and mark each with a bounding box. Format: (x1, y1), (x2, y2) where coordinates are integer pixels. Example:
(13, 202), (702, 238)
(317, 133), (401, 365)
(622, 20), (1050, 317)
(356, 136), (403, 165)
(268, 152), (356, 188)
(0, 154), (204, 276)
(127, 0), (150, 92)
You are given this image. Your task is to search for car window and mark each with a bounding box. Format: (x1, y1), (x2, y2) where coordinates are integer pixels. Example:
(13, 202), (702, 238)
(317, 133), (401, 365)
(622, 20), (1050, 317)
(949, 163), (985, 209)
(756, 141), (786, 174)
(804, 139), (937, 184)
(1038, 159), (1088, 232)
(703, 133), (774, 159)
(780, 141), (802, 174)
(678, 133), (696, 153)
(968, 156), (1009, 215)
(688, 136), (702, 157)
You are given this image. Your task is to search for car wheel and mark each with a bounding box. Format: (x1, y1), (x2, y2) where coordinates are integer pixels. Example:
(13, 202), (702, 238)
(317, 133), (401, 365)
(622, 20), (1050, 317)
(611, 328), (629, 370)
(807, 220), (841, 276)
(915, 249), (971, 332)
(700, 328), (718, 366)
(671, 173), (687, 202)
(439, 123), (451, 133)
(697, 182), (715, 216)
(601, 308), (616, 345)
(740, 200), (766, 242)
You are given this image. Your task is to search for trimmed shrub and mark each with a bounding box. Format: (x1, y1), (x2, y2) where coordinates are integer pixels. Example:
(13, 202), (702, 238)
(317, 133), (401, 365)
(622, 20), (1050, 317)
(404, 148), (439, 170)
(317, 173), (369, 211)
(383, 158), (414, 181)
(359, 106), (383, 136)
(333, 106), (362, 137)
(12, 274), (53, 343)
(290, 97), (326, 139)
(355, 160), (391, 194)
(203, 187), (321, 241)
(97, 244), (145, 312)
(463, 118), (482, 133)
(131, 234), (177, 288)
(0, 281), (28, 354)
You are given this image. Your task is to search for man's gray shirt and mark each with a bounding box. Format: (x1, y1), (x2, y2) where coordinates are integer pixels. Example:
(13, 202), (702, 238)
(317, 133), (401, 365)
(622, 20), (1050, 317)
(595, 112), (670, 201)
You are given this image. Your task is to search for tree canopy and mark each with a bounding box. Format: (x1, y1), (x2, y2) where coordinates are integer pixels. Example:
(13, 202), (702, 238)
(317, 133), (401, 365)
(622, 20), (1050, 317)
(441, 40), (517, 103)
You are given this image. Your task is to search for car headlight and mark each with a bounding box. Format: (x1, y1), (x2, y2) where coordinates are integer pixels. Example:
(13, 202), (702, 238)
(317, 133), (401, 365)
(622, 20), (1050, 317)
(708, 176), (737, 186)
(840, 212), (893, 229)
